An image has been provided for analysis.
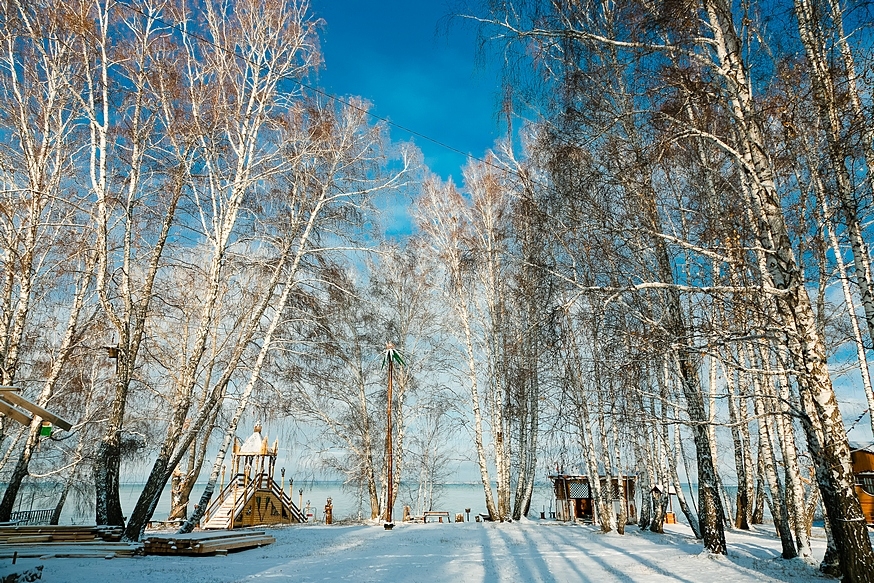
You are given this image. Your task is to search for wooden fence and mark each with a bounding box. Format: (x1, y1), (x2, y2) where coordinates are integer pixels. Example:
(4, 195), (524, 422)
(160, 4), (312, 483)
(8, 508), (53, 525)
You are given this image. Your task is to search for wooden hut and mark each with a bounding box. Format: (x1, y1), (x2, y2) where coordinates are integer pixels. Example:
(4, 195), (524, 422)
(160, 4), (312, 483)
(202, 423), (305, 529)
(851, 442), (874, 525)
(549, 473), (636, 523)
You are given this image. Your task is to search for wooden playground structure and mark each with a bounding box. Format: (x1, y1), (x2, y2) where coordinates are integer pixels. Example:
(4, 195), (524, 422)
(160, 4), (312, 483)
(202, 423), (305, 529)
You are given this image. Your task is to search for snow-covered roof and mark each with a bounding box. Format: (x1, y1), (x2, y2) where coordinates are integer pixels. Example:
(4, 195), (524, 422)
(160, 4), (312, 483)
(548, 474), (636, 482)
(850, 442), (874, 454)
(239, 422), (268, 455)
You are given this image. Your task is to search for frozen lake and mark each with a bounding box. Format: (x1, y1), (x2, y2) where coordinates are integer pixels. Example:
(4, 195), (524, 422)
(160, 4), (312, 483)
(12, 480), (564, 525)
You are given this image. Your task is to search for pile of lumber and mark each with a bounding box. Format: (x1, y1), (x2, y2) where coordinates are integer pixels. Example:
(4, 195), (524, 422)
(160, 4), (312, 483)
(143, 529), (275, 556)
(0, 525), (140, 559)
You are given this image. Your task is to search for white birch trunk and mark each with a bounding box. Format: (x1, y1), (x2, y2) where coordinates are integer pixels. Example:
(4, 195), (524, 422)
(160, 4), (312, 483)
(702, 1), (874, 574)
(746, 342), (797, 558)
(723, 365), (750, 529)
(821, 195), (874, 437)
(794, 0), (874, 349)
(773, 368), (813, 558)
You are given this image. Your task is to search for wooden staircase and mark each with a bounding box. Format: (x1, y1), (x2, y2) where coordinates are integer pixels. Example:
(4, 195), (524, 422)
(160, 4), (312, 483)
(202, 475), (305, 529)
(202, 490), (242, 530)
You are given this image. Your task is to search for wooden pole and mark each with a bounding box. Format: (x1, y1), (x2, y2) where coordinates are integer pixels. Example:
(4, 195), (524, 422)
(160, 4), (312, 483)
(385, 343), (394, 524)
(230, 476), (237, 531)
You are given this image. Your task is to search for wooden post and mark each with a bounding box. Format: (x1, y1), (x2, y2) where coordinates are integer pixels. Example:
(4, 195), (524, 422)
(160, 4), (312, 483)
(385, 343), (394, 525)
(565, 478), (573, 521)
(230, 476), (238, 531)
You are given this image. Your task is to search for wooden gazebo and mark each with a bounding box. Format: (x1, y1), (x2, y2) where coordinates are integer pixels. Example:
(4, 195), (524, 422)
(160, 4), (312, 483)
(202, 423), (304, 529)
(549, 473), (636, 524)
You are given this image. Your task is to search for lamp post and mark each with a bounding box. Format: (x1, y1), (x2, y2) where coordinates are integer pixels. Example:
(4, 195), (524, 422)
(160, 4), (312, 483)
(382, 342), (405, 529)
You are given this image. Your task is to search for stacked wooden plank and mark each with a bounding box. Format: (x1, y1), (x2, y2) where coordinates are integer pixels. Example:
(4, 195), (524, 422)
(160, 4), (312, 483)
(0, 525), (140, 559)
(143, 529), (275, 556)
(0, 524), (124, 542)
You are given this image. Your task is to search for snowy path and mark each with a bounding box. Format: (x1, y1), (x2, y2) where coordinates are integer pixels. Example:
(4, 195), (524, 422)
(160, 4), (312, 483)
(31, 520), (828, 582)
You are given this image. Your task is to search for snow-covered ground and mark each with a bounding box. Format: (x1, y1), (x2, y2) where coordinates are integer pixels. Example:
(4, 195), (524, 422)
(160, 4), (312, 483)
(13, 520), (830, 582)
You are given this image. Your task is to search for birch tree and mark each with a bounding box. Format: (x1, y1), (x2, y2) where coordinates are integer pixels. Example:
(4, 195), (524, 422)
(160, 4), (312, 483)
(121, 0), (322, 539)
(171, 97), (411, 536)
(471, 0), (874, 573)
(65, 0), (194, 527)
(0, 0), (98, 520)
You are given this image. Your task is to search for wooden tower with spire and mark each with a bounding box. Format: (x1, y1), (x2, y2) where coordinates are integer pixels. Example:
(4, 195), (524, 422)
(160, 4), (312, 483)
(202, 423), (305, 529)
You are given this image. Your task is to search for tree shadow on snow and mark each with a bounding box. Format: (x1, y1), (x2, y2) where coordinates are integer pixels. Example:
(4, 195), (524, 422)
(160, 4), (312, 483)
(620, 524), (825, 582)
(539, 523), (692, 583)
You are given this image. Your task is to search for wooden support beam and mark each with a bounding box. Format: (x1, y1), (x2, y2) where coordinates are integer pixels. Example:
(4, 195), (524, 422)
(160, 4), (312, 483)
(0, 400), (33, 426)
(0, 390), (73, 431)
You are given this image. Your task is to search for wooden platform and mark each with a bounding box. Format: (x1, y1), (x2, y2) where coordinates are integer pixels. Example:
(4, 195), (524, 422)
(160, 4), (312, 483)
(143, 529), (275, 556)
(0, 525), (139, 558)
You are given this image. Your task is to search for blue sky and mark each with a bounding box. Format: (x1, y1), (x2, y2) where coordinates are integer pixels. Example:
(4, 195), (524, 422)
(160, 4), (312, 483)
(311, 1), (505, 185)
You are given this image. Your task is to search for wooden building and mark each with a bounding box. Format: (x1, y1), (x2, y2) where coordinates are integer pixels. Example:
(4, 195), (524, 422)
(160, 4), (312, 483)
(549, 473), (636, 524)
(851, 442), (874, 525)
(202, 423), (305, 529)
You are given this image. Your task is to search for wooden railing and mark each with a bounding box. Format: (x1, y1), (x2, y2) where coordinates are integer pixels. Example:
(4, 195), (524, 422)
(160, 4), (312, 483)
(228, 478), (257, 526)
(269, 480), (305, 522)
(202, 474), (255, 527)
(202, 473), (305, 525)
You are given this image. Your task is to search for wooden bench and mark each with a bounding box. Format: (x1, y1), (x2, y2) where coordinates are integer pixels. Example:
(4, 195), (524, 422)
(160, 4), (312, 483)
(423, 511), (450, 523)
